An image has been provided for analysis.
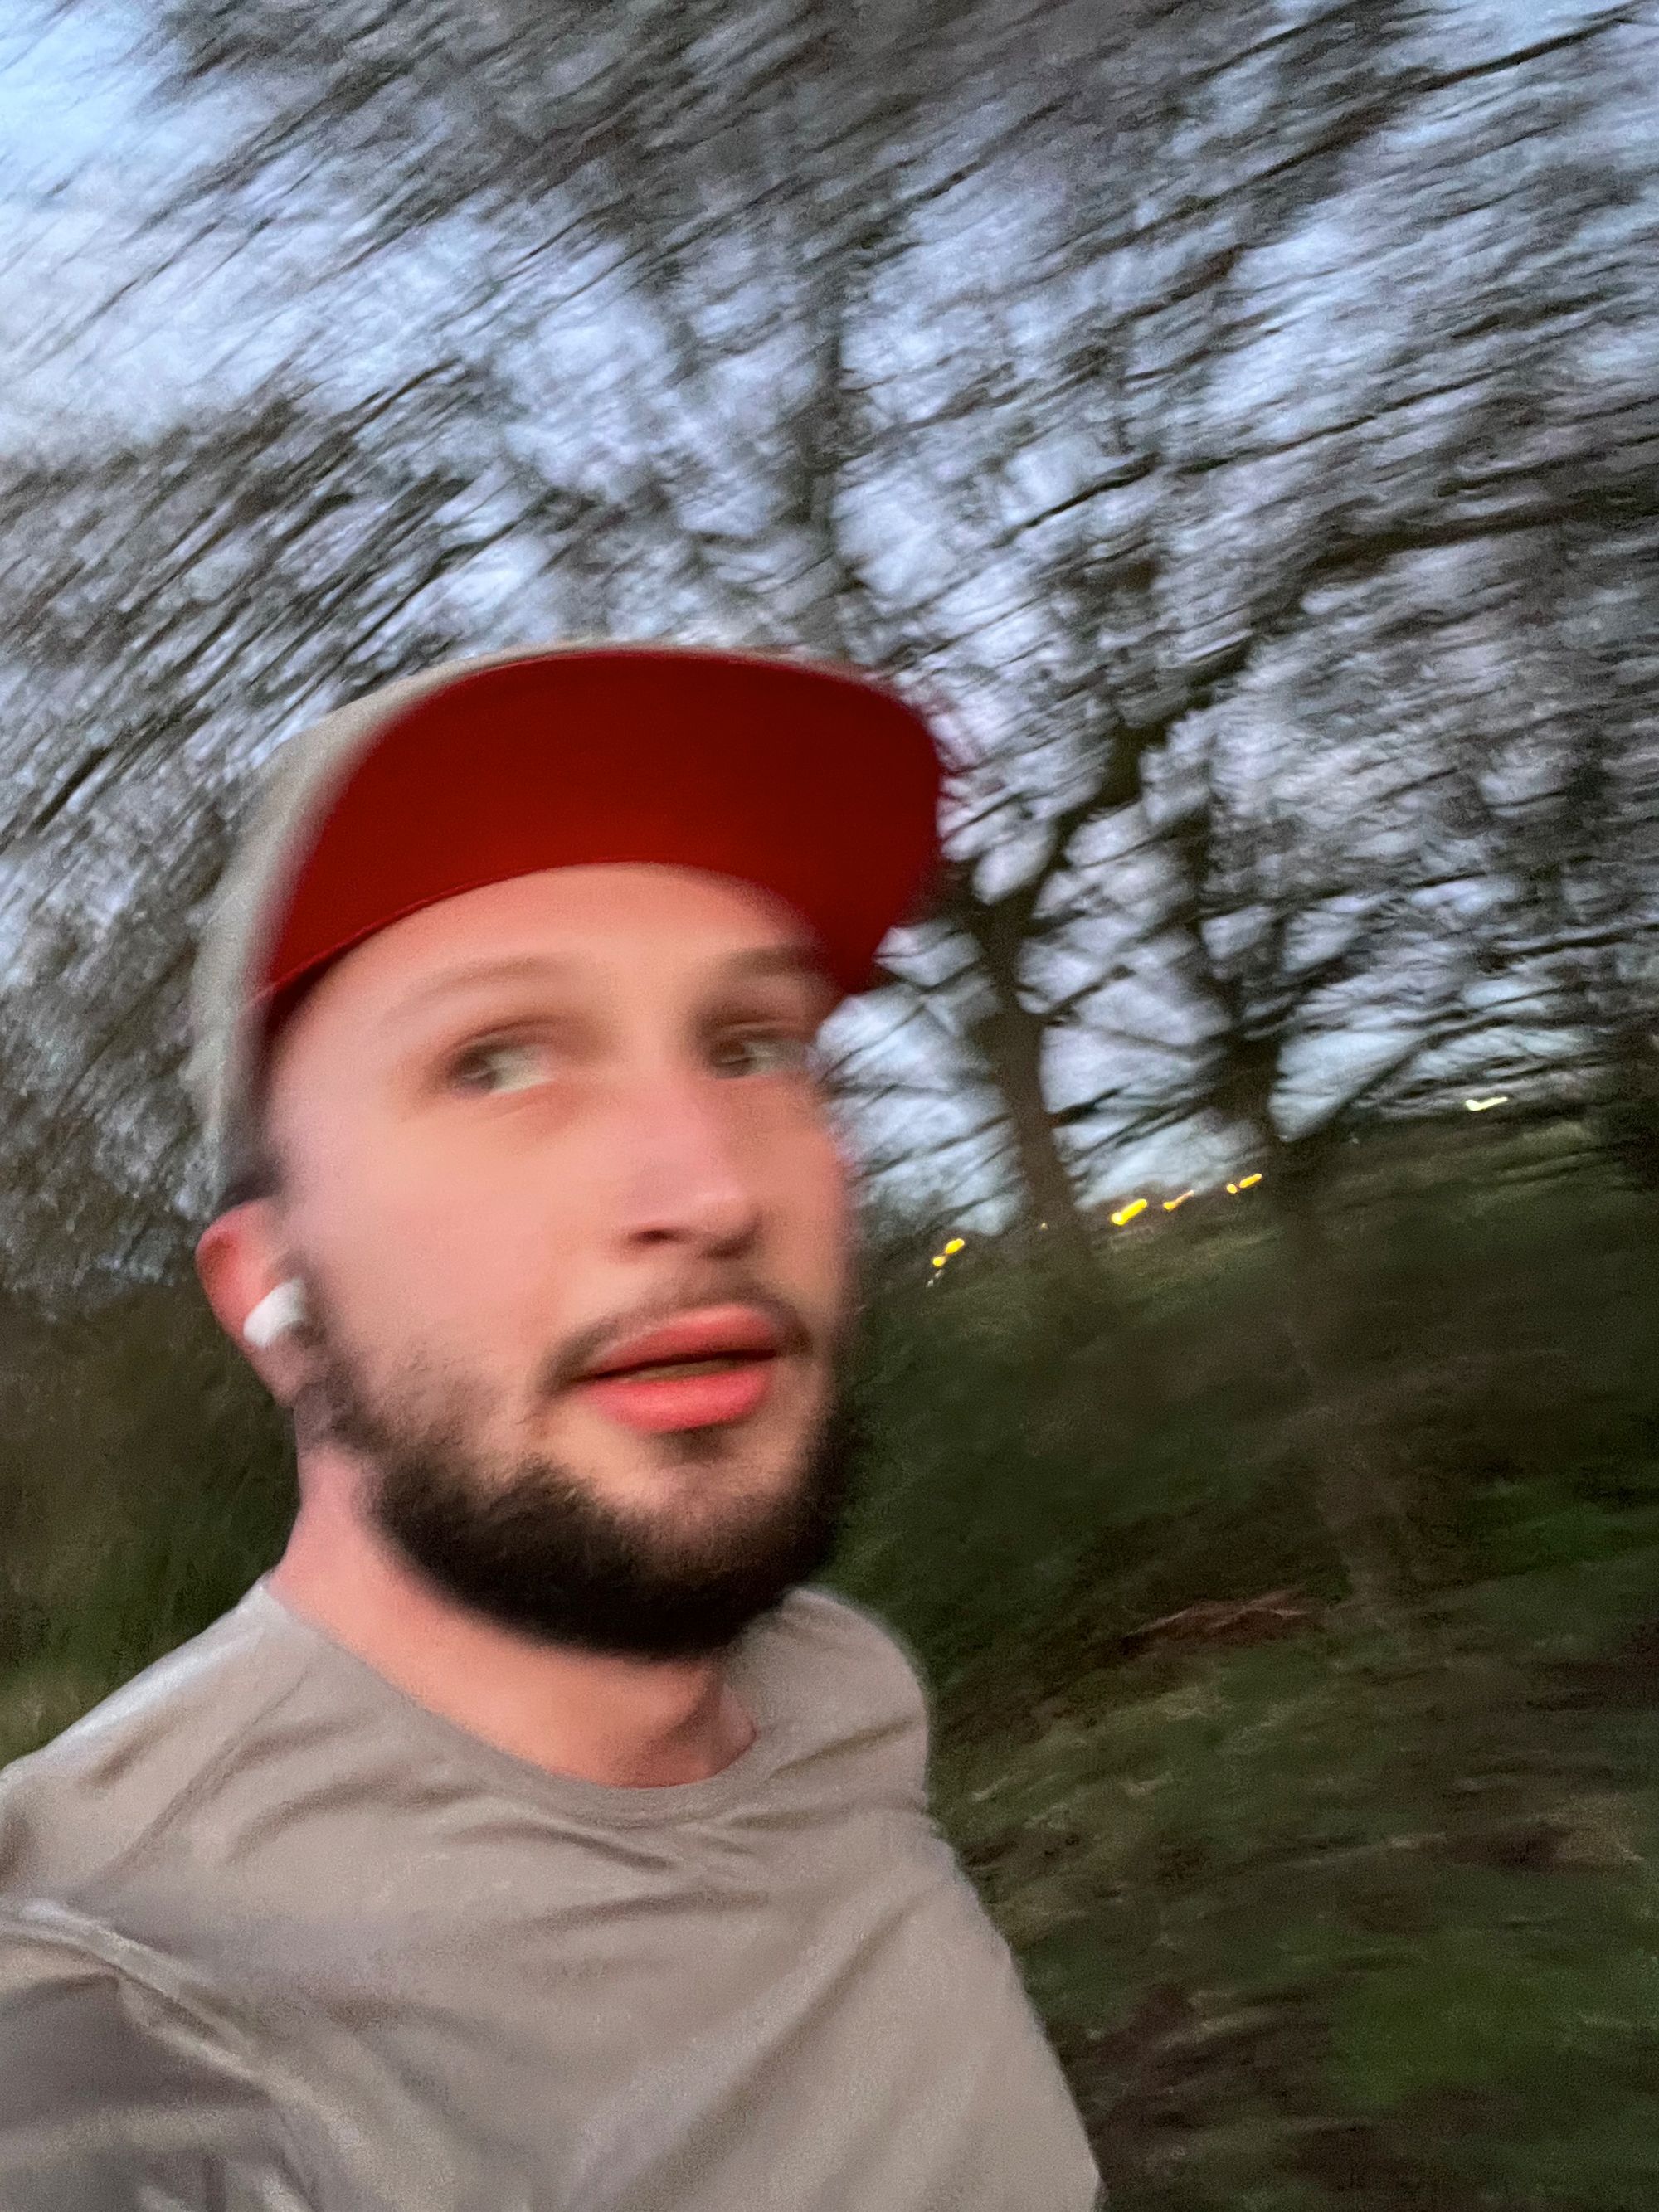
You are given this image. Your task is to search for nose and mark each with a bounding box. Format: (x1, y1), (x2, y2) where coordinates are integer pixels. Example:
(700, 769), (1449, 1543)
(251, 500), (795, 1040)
(609, 1067), (763, 1257)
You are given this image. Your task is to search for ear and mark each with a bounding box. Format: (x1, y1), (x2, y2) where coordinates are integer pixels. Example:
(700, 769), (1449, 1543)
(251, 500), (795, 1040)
(195, 1203), (309, 1402)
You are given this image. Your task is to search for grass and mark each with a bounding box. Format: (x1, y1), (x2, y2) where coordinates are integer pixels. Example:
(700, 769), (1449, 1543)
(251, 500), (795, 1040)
(917, 1552), (1659, 2209)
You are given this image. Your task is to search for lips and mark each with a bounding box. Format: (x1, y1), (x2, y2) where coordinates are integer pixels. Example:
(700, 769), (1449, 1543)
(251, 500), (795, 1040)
(572, 1306), (786, 1434)
(581, 1308), (784, 1379)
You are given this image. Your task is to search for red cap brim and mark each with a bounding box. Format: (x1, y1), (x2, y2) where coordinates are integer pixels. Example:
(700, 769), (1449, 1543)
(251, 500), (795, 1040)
(258, 648), (942, 1033)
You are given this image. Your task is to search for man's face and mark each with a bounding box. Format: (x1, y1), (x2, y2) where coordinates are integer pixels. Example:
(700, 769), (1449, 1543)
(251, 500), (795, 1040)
(256, 863), (860, 1660)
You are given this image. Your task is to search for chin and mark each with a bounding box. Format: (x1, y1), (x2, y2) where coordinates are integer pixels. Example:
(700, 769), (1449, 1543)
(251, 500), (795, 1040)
(600, 1416), (818, 1500)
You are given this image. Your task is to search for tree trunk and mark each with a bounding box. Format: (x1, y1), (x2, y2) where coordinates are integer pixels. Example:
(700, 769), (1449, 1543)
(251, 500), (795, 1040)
(1593, 1018), (1659, 1194)
(1268, 1135), (1417, 1635)
(961, 993), (1174, 1403)
(966, 999), (1098, 1281)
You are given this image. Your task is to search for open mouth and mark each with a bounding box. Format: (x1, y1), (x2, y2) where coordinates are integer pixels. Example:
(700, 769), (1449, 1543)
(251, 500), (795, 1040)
(572, 1310), (788, 1433)
(600, 1354), (771, 1382)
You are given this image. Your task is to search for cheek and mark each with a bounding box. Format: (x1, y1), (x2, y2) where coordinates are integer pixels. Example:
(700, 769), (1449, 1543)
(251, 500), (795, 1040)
(302, 1156), (579, 1357)
(775, 1129), (851, 1291)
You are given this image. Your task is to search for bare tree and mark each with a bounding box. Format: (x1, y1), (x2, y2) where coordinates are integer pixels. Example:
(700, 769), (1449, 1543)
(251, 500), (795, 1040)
(6, 0), (1655, 1330)
(0, 372), (526, 1293)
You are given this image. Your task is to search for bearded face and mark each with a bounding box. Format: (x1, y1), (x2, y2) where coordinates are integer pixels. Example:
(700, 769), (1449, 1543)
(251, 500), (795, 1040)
(231, 866), (864, 1663)
(289, 1266), (865, 1660)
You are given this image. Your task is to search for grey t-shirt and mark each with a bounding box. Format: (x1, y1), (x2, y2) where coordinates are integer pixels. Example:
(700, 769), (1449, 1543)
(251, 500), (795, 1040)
(0, 1578), (1102, 2210)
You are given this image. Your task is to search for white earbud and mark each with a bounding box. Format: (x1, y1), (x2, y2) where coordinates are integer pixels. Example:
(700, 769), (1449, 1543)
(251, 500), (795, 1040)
(243, 1279), (308, 1349)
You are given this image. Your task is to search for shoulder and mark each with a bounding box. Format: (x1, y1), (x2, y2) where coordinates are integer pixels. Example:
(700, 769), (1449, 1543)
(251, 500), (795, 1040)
(783, 1585), (932, 1701)
(760, 1584), (936, 1762)
(0, 1903), (193, 2105)
(0, 1595), (316, 2194)
(0, 1586), (311, 1908)
(0, 1902), (300, 2205)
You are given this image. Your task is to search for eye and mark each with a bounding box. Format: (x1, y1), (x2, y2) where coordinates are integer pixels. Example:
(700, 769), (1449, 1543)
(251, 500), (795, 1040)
(446, 1038), (555, 1096)
(709, 1028), (818, 1079)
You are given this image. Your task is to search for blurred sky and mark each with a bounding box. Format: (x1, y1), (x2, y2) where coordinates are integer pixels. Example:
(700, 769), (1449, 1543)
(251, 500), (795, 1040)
(0, 0), (1645, 1228)
(0, 0), (1619, 436)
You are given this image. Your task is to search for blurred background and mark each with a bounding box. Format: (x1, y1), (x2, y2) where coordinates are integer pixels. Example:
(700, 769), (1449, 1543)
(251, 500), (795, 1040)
(2, 2), (1657, 2203)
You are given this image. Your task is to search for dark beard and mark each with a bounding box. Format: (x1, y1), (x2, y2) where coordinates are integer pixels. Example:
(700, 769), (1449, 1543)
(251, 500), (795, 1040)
(293, 1296), (865, 1662)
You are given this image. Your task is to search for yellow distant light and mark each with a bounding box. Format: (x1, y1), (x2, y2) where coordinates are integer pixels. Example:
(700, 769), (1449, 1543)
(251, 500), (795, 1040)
(932, 1255), (946, 1267)
(1111, 1198), (1149, 1227)
(1238, 1173), (1262, 1189)
(944, 1237), (965, 1254)
(1464, 1095), (1510, 1112)
(1163, 1190), (1195, 1212)
(1226, 1182), (1238, 1195)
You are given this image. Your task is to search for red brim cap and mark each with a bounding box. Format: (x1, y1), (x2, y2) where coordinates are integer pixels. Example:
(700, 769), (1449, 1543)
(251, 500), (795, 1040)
(256, 646), (944, 1046)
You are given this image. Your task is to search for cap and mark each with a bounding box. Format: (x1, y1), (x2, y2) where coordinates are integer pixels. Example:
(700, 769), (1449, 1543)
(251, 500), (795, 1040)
(186, 641), (944, 1208)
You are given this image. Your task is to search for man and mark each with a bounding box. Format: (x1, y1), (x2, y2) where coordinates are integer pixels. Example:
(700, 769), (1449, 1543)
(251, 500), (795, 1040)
(0, 644), (1103, 2210)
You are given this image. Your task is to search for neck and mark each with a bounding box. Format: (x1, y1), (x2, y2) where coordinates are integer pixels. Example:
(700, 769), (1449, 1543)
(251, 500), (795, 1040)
(266, 1461), (757, 1788)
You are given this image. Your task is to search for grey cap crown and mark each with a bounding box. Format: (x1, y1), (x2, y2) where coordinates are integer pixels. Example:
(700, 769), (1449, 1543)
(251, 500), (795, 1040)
(187, 643), (601, 1208)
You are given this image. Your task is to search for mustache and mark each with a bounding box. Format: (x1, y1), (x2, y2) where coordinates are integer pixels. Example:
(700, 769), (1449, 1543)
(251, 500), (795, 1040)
(535, 1276), (817, 1399)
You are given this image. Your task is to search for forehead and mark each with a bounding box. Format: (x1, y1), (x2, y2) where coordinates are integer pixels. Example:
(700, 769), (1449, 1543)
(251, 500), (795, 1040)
(289, 864), (830, 1031)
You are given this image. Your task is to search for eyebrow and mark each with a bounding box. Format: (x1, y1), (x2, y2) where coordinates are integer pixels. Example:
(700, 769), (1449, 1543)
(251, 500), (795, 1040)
(379, 944), (833, 1032)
